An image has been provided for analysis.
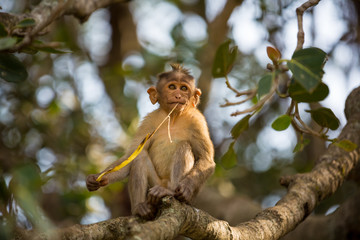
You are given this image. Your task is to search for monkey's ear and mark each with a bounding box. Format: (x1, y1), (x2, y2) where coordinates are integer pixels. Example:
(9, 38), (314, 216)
(193, 88), (202, 107)
(147, 86), (158, 105)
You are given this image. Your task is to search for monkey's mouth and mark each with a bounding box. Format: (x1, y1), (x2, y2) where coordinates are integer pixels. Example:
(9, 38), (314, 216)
(168, 102), (185, 105)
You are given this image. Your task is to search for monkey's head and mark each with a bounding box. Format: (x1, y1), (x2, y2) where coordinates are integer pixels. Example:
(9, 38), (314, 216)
(147, 64), (202, 113)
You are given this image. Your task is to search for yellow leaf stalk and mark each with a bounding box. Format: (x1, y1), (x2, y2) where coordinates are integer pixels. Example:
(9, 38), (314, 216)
(96, 103), (179, 182)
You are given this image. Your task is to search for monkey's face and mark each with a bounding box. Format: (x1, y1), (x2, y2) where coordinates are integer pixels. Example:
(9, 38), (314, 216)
(147, 72), (201, 113)
(160, 80), (193, 113)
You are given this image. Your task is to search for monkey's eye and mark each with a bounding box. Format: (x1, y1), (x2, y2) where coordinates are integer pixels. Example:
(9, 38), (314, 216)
(180, 86), (188, 91)
(168, 84), (176, 90)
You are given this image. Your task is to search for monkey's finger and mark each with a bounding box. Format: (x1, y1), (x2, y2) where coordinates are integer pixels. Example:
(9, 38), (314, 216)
(99, 178), (109, 186)
(138, 204), (154, 220)
(148, 193), (160, 205)
(87, 185), (100, 191)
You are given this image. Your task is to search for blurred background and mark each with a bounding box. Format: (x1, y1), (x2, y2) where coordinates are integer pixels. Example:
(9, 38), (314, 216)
(0, 0), (359, 235)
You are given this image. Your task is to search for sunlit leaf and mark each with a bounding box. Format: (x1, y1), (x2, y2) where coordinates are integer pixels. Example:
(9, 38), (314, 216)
(271, 114), (292, 131)
(334, 139), (358, 152)
(231, 114), (251, 139)
(306, 107), (340, 130)
(0, 37), (17, 50)
(220, 142), (237, 169)
(266, 46), (281, 62)
(0, 23), (8, 37)
(212, 40), (238, 78)
(16, 18), (36, 28)
(0, 53), (28, 83)
(287, 47), (327, 93)
(289, 81), (329, 102)
(257, 73), (273, 99)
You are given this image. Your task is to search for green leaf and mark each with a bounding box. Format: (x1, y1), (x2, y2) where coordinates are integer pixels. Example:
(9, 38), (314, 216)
(271, 114), (292, 131)
(212, 40), (238, 78)
(0, 176), (10, 203)
(306, 107), (340, 130)
(231, 114), (251, 139)
(287, 47), (327, 93)
(257, 73), (273, 99)
(334, 139), (358, 152)
(0, 37), (17, 51)
(289, 80), (329, 103)
(36, 46), (70, 54)
(16, 18), (36, 28)
(0, 53), (28, 83)
(0, 23), (8, 37)
(221, 142), (237, 169)
(293, 138), (310, 153)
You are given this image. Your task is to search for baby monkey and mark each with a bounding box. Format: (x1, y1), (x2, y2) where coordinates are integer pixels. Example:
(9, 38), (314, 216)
(86, 64), (215, 219)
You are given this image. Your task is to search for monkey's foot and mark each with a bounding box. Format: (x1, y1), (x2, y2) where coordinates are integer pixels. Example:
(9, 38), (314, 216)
(147, 185), (174, 205)
(134, 202), (156, 220)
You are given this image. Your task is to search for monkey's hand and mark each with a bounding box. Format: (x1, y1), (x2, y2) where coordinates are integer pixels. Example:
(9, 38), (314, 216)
(134, 202), (156, 220)
(86, 174), (108, 191)
(175, 181), (194, 203)
(147, 185), (174, 205)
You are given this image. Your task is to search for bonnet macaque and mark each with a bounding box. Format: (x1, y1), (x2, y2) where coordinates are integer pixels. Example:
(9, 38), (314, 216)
(86, 64), (215, 218)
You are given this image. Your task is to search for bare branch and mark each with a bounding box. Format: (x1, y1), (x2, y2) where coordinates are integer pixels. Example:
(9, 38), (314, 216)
(220, 89), (256, 107)
(295, 0), (321, 51)
(230, 80), (277, 116)
(0, 0), (129, 52)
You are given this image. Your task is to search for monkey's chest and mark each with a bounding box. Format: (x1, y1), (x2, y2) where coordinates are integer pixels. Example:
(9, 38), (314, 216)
(148, 127), (190, 178)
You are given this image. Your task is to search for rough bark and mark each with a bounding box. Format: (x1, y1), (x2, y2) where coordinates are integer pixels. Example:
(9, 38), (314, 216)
(282, 188), (360, 240)
(0, 0), (128, 51)
(197, 0), (243, 111)
(14, 86), (360, 240)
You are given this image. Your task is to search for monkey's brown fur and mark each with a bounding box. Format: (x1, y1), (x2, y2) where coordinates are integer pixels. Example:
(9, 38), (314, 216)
(86, 64), (215, 218)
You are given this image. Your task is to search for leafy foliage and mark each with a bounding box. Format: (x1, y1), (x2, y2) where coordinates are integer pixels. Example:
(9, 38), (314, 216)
(257, 73), (273, 99)
(305, 107), (340, 130)
(289, 81), (329, 102)
(220, 142), (237, 169)
(214, 43), (356, 155)
(212, 40), (238, 78)
(231, 114), (251, 139)
(0, 53), (28, 82)
(271, 115), (292, 131)
(287, 47), (327, 92)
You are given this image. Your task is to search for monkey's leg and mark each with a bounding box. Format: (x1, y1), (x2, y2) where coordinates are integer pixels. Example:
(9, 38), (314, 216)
(129, 154), (160, 219)
(148, 141), (194, 205)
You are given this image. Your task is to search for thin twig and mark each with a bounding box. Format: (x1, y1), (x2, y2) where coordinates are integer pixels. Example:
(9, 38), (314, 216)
(221, 90), (256, 107)
(11, 0), (71, 51)
(295, 0), (321, 51)
(225, 75), (242, 96)
(293, 103), (323, 138)
(231, 81), (277, 116)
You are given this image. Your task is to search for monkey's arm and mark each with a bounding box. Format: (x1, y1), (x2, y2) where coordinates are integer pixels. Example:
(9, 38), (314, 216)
(175, 115), (215, 202)
(91, 112), (157, 185)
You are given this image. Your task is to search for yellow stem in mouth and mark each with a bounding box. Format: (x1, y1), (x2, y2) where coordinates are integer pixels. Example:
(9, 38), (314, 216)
(96, 103), (179, 182)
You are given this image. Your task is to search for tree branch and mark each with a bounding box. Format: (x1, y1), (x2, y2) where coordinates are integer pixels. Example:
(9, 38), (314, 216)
(0, 0), (128, 51)
(295, 0), (321, 51)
